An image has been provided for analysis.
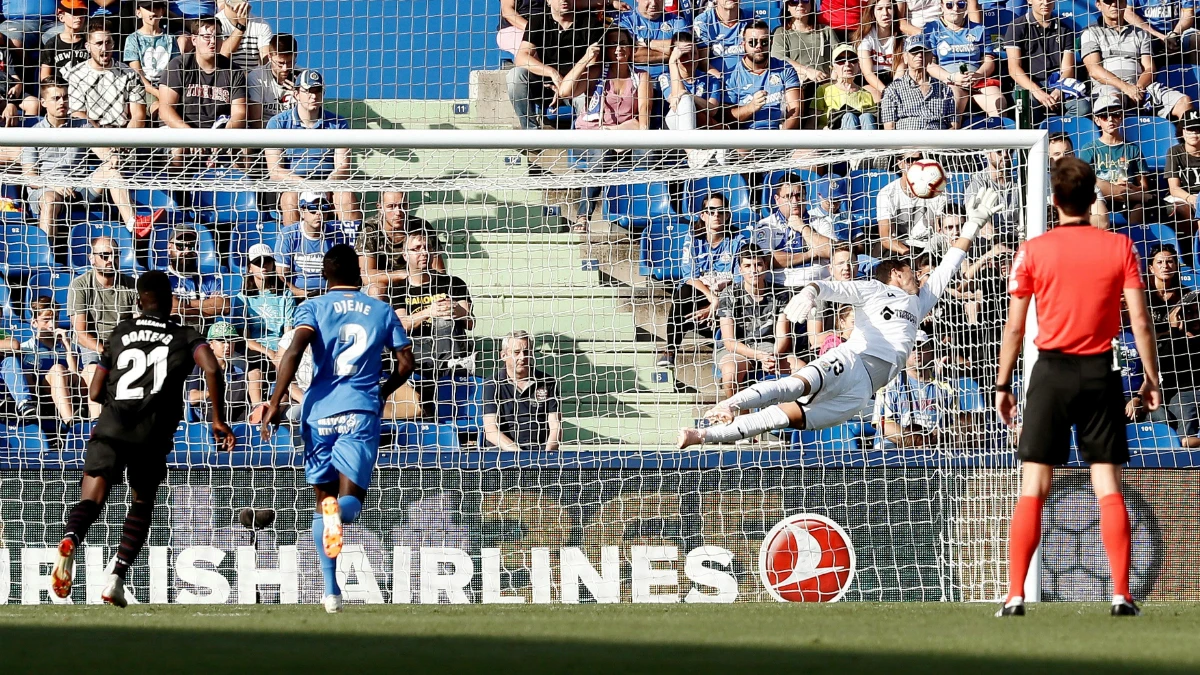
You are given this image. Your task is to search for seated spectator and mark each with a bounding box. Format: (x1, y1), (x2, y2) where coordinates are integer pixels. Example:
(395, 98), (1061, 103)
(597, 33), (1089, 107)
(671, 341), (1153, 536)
(165, 224), (227, 329)
(1004, 0), (1090, 125)
(276, 192), (351, 298)
(159, 17), (247, 166)
(557, 26), (652, 233)
(656, 192), (745, 367)
(186, 320), (250, 423)
(497, 0), (547, 60)
(804, 243), (856, 359)
(923, 0), (1005, 121)
(482, 330), (561, 452)
(38, 0), (89, 85)
(965, 149), (1022, 241)
(872, 331), (957, 448)
(821, 0), (865, 43)
(716, 244), (794, 398)
(124, 0), (178, 104)
(771, 0), (837, 84)
(0, 32), (22, 124)
(360, 191), (446, 301)
(817, 303), (856, 355)
(857, 0), (907, 100)
(661, 32), (723, 166)
(265, 69), (359, 226)
(66, 235), (137, 419)
(69, 19), (148, 129)
(22, 80), (139, 243)
(0, 0), (57, 52)
(815, 44), (879, 129)
(617, 0), (688, 71)
(1168, 110), (1200, 262)
(807, 175), (853, 242)
(1048, 131), (1110, 228)
(899, 0), (949, 35)
(507, 0), (604, 131)
(752, 176), (835, 285)
(1079, 96), (1150, 225)
(881, 34), (957, 130)
(876, 152), (948, 255)
(1125, 0), (1198, 59)
(1154, 298), (1200, 446)
(693, 0), (752, 62)
(216, 0), (271, 71)
(0, 296), (81, 424)
(1147, 243), (1184, 335)
(1082, 0), (1193, 121)
(231, 243), (295, 406)
(723, 20), (802, 130)
(924, 202), (969, 259)
(247, 32), (296, 127)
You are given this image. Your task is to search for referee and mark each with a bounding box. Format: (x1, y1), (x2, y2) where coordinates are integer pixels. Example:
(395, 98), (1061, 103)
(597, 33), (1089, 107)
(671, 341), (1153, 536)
(994, 157), (1162, 617)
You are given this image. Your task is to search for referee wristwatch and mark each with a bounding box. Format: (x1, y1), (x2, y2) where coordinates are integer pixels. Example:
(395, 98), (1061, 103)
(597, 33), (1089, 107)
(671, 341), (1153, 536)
(994, 382), (1012, 393)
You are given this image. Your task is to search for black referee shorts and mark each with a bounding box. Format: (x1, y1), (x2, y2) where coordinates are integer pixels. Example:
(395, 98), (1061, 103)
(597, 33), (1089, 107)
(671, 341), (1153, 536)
(82, 436), (173, 495)
(1018, 350), (1129, 466)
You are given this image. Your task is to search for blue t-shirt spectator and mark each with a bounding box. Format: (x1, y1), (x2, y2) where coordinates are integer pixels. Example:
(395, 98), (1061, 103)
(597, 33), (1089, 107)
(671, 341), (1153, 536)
(1130, 0), (1196, 35)
(924, 19), (996, 72)
(680, 233), (746, 284)
(265, 107), (350, 178)
(171, 0), (216, 18)
(276, 223), (350, 292)
(618, 6), (689, 76)
(17, 336), (68, 372)
(693, 5), (752, 58)
(232, 291), (296, 352)
(720, 56), (801, 129)
(657, 70), (722, 101)
(168, 270), (223, 304)
(2, 0), (57, 20)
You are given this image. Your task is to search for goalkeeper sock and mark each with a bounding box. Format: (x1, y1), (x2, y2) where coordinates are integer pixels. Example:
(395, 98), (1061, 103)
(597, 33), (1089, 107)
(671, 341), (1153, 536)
(1099, 493), (1132, 600)
(704, 406), (792, 443)
(1005, 495), (1044, 603)
(313, 513), (340, 597)
(113, 500), (154, 580)
(64, 498), (103, 546)
(726, 376), (812, 412)
(338, 495), (362, 525)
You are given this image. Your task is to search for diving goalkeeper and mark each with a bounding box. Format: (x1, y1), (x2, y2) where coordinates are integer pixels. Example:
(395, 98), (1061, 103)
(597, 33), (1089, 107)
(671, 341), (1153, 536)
(677, 186), (1003, 448)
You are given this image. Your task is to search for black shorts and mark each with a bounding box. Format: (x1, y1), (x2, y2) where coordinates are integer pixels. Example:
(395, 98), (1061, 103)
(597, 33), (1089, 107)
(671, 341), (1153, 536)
(82, 435), (173, 493)
(1018, 350), (1129, 466)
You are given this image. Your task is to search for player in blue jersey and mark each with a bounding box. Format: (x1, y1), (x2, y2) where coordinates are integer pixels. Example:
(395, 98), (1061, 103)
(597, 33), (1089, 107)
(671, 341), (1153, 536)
(261, 244), (414, 614)
(923, 0), (1005, 120)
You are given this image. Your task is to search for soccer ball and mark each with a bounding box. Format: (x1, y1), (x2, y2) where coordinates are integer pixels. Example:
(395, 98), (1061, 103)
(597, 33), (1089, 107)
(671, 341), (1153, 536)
(904, 159), (947, 200)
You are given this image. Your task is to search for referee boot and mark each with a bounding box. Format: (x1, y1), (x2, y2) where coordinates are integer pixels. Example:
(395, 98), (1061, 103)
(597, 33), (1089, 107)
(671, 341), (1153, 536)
(1111, 596), (1141, 616)
(995, 597), (1025, 617)
(101, 574), (127, 608)
(50, 537), (76, 599)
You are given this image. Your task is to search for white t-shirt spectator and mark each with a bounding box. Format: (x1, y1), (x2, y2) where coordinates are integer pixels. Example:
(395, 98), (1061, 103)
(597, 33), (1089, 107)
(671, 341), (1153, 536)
(217, 9), (272, 72)
(876, 177), (948, 250)
(68, 61), (148, 128)
(857, 30), (899, 77)
(1080, 24), (1151, 85)
(903, 0), (943, 30)
(248, 62), (294, 120)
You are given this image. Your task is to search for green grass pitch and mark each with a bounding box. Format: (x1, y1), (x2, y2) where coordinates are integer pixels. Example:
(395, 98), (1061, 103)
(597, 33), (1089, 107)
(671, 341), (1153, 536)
(3, 603), (1199, 673)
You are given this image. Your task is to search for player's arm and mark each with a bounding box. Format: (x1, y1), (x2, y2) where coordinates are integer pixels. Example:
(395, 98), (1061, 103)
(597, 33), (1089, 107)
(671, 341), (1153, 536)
(89, 364), (110, 403)
(923, 187), (1003, 303)
(195, 343), (235, 451)
(261, 324), (315, 438)
(380, 345), (414, 403)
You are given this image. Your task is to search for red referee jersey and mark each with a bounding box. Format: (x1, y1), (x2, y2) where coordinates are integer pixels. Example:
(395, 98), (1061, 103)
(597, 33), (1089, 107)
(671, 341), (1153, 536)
(1008, 225), (1143, 355)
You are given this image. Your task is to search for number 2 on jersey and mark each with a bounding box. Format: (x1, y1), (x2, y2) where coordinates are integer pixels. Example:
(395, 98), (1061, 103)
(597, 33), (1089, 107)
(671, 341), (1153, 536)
(114, 345), (170, 400)
(335, 323), (368, 376)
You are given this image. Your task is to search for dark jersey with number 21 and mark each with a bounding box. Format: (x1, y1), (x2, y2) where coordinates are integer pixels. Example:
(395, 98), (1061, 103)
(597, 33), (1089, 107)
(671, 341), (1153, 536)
(92, 314), (208, 446)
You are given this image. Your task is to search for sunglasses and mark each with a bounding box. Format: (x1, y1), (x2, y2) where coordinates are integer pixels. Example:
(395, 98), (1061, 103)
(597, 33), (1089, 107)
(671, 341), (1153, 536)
(945, 0), (969, 8)
(834, 55), (856, 64)
(1096, 110), (1124, 118)
(745, 37), (769, 47)
(173, 239), (197, 250)
(92, 250), (115, 260)
(703, 206), (730, 214)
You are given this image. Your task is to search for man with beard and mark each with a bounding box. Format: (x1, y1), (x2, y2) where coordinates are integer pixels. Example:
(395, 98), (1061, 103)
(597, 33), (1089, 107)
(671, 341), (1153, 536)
(67, 236), (138, 420)
(248, 33), (298, 127)
(720, 20), (801, 130)
(165, 224), (227, 332)
(359, 190), (445, 303)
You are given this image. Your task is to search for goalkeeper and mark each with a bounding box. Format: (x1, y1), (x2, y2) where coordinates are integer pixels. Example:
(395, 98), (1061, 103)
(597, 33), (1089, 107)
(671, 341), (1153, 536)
(678, 186), (1003, 448)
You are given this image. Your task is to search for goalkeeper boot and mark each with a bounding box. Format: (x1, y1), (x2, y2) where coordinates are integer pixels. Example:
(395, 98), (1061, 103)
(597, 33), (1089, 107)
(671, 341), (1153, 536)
(323, 594), (343, 614)
(321, 496), (343, 558)
(101, 574), (127, 608)
(995, 597), (1025, 617)
(1111, 596), (1141, 616)
(50, 537), (76, 599)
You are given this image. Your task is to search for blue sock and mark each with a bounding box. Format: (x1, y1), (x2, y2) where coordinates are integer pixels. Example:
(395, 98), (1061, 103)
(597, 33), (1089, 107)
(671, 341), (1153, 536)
(338, 495), (362, 524)
(313, 513), (340, 596)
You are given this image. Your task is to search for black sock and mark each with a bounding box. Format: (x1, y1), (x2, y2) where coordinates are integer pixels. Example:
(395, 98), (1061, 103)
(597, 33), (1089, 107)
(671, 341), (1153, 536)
(112, 500), (154, 579)
(64, 499), (103, 546)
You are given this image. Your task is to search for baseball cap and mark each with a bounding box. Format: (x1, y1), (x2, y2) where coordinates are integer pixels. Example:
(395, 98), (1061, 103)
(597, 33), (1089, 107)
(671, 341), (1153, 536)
(298, 191), (332, 211)
(59, 0), (90, 14)
(207, 321), (240, 341)
(1093, 91), (1124, 115)
(832, 44), (857, 62)
(814, 177), (848, 202)
(171, 223), (197, 240)
(295, 69), (324, 91)
(136, 0), (168, 7)
(1182, 110), (1200, 132)
(247, 243), (275, 263)
(904, 34), (932, 53)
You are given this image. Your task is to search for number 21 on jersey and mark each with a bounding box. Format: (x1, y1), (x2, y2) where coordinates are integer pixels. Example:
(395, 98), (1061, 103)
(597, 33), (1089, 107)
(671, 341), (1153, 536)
(114, 346), (169, 400)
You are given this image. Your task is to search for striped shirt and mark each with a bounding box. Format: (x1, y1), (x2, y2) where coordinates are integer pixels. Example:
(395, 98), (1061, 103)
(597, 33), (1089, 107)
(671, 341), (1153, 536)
(880, 74), (956, 130)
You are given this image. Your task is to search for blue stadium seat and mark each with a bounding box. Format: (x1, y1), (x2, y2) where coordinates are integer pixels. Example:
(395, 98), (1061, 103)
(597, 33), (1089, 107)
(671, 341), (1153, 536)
(603, 181), (676, 229)
(131, 188), (181, 221)
(956, 377), (986, 412)
(27, 268), (73, 328)
(1146, 223), (1180, 253)
(386, 421), (460, 451)
(148, 223), (223, 274)
(963, 115), (1016, 130)
(1041, 116), (1099, 154)
(435, 373), (485, 431)
(1126, 422), (1182, 450)
(848, 170), (893, 229)
(230, 219), (281, 272)
(193, 168), (259, 225)
(1181, 265), (1200, 290)
(68, 221), (141, 272)
(1, 223), (53, 278)
(0, 423), (51, 454)
(796, 424), (859, 451)
(1157, 64), (1200, 105)
(945, 172), (972, 205)
(1055, 0), (1099, 33)
(639, 217), (691, 281)
(1121, 116), (1176, 172)
(685, 174), (757, 227)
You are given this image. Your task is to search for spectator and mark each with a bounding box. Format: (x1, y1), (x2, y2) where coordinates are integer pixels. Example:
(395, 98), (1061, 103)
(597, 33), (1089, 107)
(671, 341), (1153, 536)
(275, 191), (351, 298)
(247, 32), (296, 127)
(1048, 131), (1111, 228)
(159, 16), (247, 165)
(817, 304), (856, 356)
(771, 0), (837, 84)
(876, 152), (948, 255)
(923, 0), (1006, 121)
(497, 0), (547, 60)
(0, 296), (81, 424)
(656, 192), (745, 367)
(186, 321), (249, 423)
(394, 229), (475, 404)
(617, 0), (689, 71)
(506, 0), (604, 131)
(66, 235), (137, 420)
(265, 69), (359, 226)
(822, 0), (866, 43)
(0, 30), (22, 124)
(165, 224), (227, 329)
(482, 330), (561, 452)
(1004, 0), (1090, 124)
(1168, 110), (1200, 262)
(715, 244), (794, 398)
(558, 26), (652, 232)
(0, 0), (57, 51)
(1153, 298), (1200, 446)
(38, 0), (89, 85)
(804, 243), (856, 359)
(693, 0), (752, 61)
(1079, 95), (1150, 225)
(965, 149), (1022, 241)
(815, 43), (879, 129)
(21, 80), (139, 242)
(723, 20), (802, 130)
(924, 202), (968, 258)
(807, 175), (854, 241)
(752, 176), (835, 285)
(360, 191), (446, 302)
(1082, 0), (1193, 121)
(123, 0), (178, 106)
(857, 0), (906, 100)
(69, 19), (148, 128)
(872, 331), (958, 448)
(1146, 243), (1184, 335)
(881, 34), (957, 130)
(231, 243), (295, 406)
(216, 0), (271, 72)
(661, 32), (723, 167)
(1125, 0), (1198, 59)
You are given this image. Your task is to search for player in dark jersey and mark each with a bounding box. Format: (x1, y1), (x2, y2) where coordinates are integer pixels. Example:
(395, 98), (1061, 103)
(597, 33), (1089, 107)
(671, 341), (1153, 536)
(50, 271), (235, 606)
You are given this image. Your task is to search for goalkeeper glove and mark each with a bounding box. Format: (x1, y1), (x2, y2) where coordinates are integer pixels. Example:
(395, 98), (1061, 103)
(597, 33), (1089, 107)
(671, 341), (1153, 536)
(784, 285), (820, 323)
(962, 185), (1003, 241)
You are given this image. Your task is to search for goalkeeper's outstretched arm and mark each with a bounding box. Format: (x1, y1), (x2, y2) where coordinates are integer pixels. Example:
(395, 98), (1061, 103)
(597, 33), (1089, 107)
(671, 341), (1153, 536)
(921, 186), (1004, 304)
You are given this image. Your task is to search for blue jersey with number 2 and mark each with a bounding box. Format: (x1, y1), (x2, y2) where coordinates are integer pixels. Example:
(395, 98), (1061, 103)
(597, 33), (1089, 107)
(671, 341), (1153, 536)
(294, 288), (411, 421)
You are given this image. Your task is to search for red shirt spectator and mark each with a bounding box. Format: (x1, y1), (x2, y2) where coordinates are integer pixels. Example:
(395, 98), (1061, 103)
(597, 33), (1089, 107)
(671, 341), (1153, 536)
(821, 0), (864, 34)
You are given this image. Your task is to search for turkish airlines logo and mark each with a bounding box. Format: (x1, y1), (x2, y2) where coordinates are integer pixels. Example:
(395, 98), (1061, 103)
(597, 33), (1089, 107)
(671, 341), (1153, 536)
(758, 513), (855, 602)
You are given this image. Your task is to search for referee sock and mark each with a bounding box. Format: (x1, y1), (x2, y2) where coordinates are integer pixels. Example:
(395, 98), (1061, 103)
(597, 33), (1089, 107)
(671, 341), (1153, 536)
(64, 499), (103, 546)
(313, 513), (340, 597)
(704, 406), (792, 443)
(338, 495), (362, 525)
(1099, 493), (1132, 600)
(112, 500), (154, 580)
(1006, 495), (1044, 603)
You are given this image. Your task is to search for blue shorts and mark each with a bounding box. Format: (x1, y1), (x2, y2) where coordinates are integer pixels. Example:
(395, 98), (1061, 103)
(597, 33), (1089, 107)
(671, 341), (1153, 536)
(301, 411), (381, 490)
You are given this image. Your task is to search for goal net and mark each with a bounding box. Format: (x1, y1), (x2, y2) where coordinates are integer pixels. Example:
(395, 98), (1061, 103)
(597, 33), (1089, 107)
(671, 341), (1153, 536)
(0, 128), (1086, 605)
